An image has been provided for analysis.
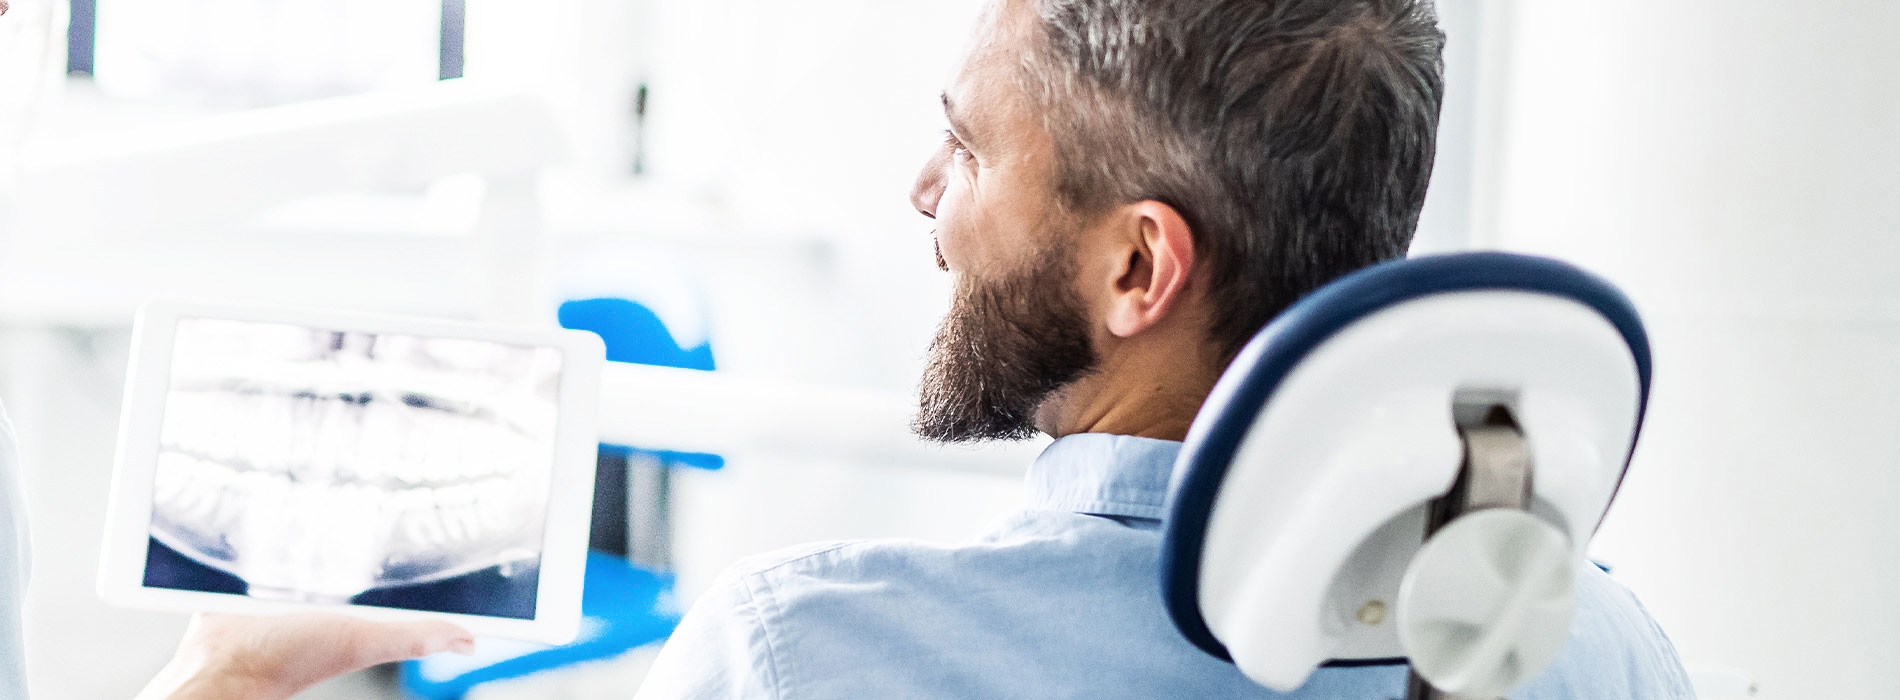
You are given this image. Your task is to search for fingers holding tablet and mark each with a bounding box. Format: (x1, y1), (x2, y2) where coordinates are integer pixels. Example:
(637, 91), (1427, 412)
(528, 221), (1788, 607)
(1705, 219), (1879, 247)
(136, 613), (476, 700)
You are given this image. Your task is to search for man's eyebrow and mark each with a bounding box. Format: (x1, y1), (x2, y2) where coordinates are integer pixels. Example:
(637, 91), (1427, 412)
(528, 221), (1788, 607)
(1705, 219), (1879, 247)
(941, 92), (983, 151)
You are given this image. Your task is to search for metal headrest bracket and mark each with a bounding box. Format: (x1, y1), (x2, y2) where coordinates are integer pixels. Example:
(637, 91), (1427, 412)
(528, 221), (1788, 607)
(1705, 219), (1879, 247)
(1399, 397), (1575, 700)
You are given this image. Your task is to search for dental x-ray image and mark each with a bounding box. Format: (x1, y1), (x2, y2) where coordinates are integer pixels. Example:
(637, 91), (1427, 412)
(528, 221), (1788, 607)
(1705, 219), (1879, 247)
(142, 317), (565, 619)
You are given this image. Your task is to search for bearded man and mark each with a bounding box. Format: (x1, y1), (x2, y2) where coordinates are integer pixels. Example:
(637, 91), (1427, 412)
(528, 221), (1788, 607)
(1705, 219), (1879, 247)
(117, 0), (1692, 698)
(630, 0), (1692, 698)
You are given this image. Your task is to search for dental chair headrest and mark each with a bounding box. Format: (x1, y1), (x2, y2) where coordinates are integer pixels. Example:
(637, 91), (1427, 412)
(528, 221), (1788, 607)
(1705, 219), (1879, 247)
(1159, 252), (1651, 693)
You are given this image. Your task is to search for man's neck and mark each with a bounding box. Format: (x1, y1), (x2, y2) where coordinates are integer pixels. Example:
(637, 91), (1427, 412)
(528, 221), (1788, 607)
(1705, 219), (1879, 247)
(1036, 344), (1221, 442)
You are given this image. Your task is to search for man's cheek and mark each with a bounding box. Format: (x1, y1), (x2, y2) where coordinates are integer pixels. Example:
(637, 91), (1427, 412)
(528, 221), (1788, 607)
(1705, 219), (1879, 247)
(934, 228), (968, 272)
(932, 192), (976, 269)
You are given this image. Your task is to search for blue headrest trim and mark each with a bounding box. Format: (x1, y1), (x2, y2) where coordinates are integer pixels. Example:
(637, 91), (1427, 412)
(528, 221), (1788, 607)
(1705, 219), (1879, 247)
(1159, 252), (1652, 663)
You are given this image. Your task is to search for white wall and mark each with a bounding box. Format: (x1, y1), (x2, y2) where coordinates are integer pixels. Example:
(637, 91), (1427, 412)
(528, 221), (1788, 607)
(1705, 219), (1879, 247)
(1482, 3), (1900, 698)
(636, 0), (986, 390)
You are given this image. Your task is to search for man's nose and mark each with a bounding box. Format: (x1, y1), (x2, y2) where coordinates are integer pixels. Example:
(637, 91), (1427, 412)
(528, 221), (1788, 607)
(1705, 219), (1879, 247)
(909, 148), (949, 220)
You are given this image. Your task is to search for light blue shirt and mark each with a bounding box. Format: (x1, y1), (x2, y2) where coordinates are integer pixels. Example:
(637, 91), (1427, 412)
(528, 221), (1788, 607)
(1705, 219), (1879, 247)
(636, 433), (1694, 699)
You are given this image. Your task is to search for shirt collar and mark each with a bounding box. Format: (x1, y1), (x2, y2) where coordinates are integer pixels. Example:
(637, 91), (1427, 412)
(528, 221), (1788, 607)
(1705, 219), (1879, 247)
(1024, 433), (1182, 520)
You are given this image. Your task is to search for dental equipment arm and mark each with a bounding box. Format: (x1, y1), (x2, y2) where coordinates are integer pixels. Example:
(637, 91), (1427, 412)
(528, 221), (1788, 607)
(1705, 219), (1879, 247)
(595, 362), (1046, 478)
(0, 80), (562, 325)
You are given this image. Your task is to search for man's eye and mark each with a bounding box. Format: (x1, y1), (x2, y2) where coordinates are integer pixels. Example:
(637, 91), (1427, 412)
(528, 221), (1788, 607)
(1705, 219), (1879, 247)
(943, 130), (973, 163)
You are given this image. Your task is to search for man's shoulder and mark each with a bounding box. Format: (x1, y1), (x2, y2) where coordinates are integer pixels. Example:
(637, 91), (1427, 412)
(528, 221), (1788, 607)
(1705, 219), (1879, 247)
(717, 535), (979, 594)
(1533, 565), (1696, 698)
(1572, 564), (1680, 644)
(719, 512), (1152, 594)
(723, 539), (868, 580)
(692, 536), (1006, 660)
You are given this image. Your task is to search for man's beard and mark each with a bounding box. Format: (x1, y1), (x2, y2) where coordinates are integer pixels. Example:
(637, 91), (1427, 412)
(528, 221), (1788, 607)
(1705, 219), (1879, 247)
(912, 246), (1098, 443)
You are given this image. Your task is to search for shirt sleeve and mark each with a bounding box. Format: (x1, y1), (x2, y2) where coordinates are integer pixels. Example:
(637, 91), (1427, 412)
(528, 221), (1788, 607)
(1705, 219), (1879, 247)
(1562, 564), (1698, 699)
(633, 568), (784, 700)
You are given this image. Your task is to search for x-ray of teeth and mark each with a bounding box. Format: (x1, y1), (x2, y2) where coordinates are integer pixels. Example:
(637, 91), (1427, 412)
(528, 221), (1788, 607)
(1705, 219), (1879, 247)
(143, 317), (563, 618)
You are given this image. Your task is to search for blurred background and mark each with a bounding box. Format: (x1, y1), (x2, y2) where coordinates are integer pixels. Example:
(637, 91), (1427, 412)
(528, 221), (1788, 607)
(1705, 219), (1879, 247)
(0, 0), (1892, 698)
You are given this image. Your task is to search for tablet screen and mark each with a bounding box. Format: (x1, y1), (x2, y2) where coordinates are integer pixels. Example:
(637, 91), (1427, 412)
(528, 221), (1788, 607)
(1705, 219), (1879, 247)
(142, 317), (565, 620)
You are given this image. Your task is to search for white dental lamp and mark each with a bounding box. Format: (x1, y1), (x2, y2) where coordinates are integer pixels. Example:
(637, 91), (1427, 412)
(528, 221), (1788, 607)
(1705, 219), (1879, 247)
(1159, 252), (1651, 699)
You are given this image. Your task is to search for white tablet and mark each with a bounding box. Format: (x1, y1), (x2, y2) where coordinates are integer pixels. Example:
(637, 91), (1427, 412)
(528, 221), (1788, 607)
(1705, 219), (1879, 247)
(98, 302), (604, 644)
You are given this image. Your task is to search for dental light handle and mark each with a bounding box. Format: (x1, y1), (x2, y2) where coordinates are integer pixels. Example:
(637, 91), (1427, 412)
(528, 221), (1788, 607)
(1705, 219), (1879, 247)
(1395, 407), (1577, 700)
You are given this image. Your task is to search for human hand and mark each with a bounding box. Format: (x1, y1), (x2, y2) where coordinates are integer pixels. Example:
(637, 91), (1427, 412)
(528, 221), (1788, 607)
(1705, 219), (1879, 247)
(136, 613), (475, 700)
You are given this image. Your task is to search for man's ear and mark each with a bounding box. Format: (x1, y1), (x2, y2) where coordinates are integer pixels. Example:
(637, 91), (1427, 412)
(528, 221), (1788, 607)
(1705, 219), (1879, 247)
(1104, 200), (1196, 338)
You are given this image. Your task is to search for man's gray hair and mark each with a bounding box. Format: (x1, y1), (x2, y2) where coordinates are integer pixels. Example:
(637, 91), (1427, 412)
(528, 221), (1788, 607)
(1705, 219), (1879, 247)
(1021, 0), (1446, 358)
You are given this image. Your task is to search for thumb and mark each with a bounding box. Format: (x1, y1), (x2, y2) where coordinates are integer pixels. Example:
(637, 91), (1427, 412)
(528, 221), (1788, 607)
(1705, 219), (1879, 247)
(352, 620), (476, 667)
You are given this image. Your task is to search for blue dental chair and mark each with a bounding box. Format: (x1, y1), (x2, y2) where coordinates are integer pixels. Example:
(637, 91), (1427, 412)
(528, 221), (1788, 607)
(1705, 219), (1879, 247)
(1160, 253), (1651, 700)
